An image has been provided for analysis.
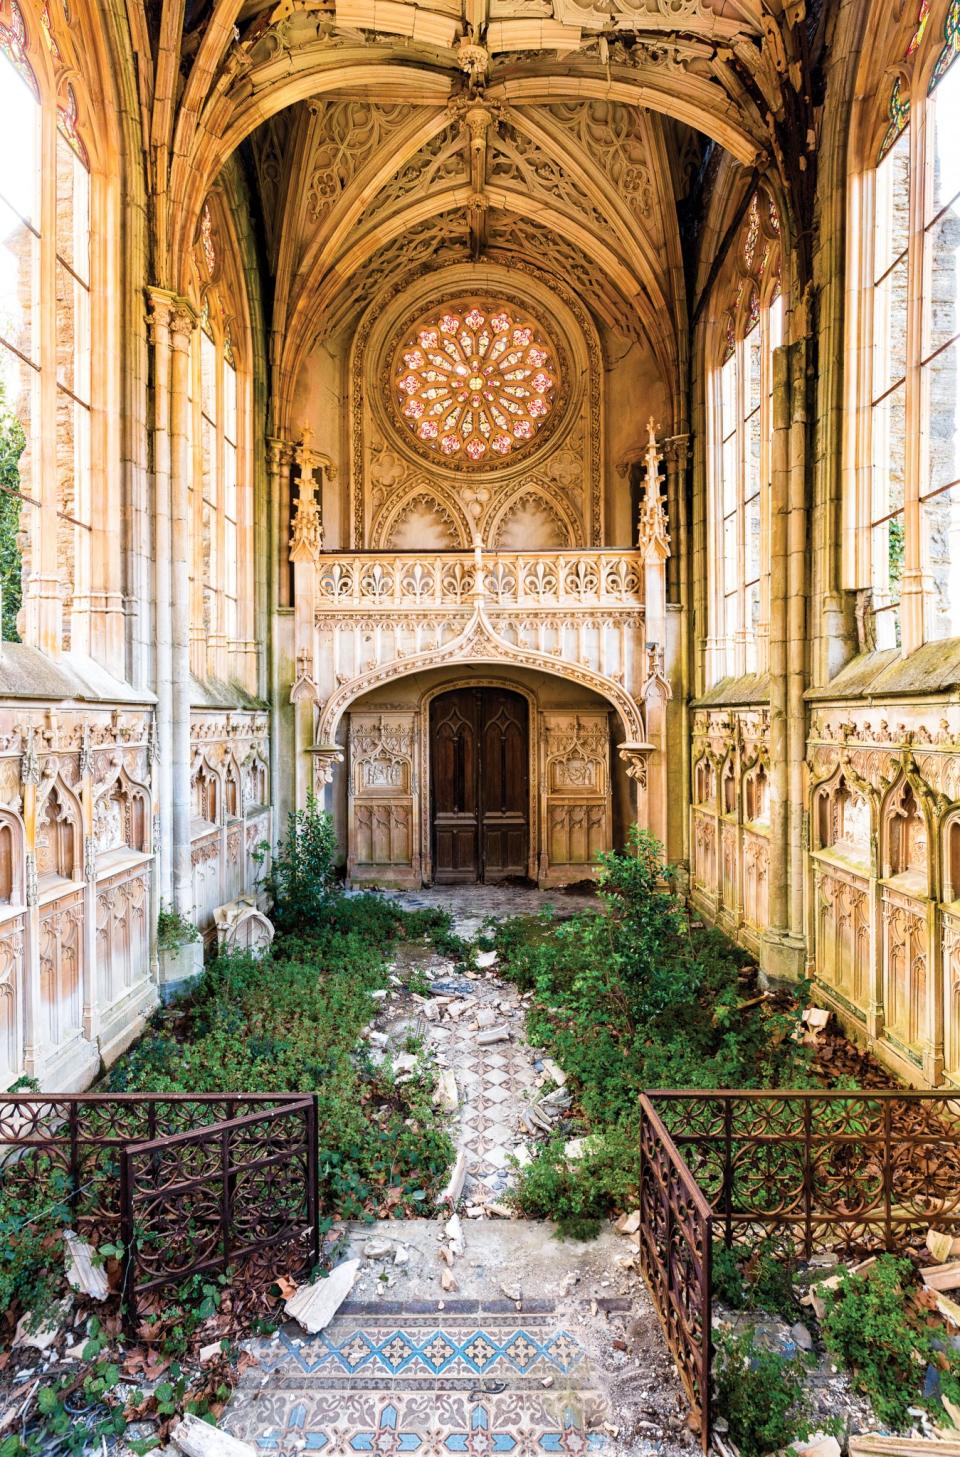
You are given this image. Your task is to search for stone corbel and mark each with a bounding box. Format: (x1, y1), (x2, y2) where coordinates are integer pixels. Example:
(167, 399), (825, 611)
(619, 742), (656, 789)
(311, 745), (345, 790)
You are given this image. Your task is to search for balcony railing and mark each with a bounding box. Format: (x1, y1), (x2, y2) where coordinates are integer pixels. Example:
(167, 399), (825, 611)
(314, 549), (646, 613)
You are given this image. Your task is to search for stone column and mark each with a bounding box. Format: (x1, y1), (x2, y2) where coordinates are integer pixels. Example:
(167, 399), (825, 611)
(169, 301), (197, 918)
(19, 732), (41, 1078)
(79, 732), (98, 1041)
(147, 289), (175, 906)
(289, 433), (325, 810)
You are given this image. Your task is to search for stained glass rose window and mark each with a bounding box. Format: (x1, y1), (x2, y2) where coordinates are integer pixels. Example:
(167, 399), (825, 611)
(391, 301), (558, 466)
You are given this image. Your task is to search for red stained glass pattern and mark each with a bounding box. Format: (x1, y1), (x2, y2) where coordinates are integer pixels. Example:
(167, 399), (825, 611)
(907, 0), (930, 53)
(741, 194), (761, 272)
(931, 0), (960, 90)
(57, 83), (88, 167)
(392, 301), (557, 465)
(0, 0), (39, 98)
(200, 202), (217, 278)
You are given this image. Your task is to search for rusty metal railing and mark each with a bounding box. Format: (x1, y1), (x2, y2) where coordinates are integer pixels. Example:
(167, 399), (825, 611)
(0, 1093), (320, 1320)
(638, 1088), (960, 1448)
(649, 1088), (960, 1257)
(639, 1095), (713, 1453)
(120, 1098), (319, 1326)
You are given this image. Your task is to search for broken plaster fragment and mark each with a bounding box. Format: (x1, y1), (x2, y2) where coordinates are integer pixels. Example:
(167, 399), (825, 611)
(284, 1258), (360, 1334)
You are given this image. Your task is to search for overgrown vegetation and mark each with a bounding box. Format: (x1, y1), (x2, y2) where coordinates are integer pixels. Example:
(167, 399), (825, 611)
(713, 1328), (814, 1457)
(0, 386), (25, 643)
(109, 800), (454, 1216)
(821, 1254), (960, 1431)
(155, 903), (201, 952)
(495, 829), (812, 1234)
(0, 800), (458, 1454)
(712, 1236), (800, 1320)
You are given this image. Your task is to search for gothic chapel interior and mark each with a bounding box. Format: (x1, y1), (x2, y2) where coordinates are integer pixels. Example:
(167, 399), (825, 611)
(0, 0), (959, 1094)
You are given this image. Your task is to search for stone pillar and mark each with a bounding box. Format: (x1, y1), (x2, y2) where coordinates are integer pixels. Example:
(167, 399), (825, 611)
(80, 734), (98, 1041)
(169, 301), (197, 918)
(20, 732), (41, 1078)
(147, 289), (176, 906)
(289, 433), (325, 809)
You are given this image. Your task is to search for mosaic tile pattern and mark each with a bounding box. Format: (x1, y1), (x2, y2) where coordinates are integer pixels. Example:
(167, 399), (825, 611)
(225, 1308), (605, 1456)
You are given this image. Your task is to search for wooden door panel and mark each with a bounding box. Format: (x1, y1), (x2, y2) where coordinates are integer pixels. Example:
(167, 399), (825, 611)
(480, 691), (529, 881)
(431, 690), (479, 883)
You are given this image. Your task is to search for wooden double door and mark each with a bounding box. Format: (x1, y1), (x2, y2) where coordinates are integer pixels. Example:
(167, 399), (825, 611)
(430, 687), (530, 883)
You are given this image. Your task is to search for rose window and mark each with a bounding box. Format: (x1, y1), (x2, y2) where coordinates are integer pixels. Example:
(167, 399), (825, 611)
(391, 301), (558, 466)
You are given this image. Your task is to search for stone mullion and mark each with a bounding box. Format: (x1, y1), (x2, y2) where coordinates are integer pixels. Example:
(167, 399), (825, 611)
(147, 287), (175, 906)
(763, 341), (791, 969)
(20, 754), (41, 1079)
(170, 300), (198, 921)
(31, 99), (62, 655)
(900, 99), (928, 653)
(212, 337), (228, 682)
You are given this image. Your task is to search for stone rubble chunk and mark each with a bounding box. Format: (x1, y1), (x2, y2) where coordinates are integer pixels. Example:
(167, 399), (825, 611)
(363, 1239), (394, 1260)
(541, 1058), (567, 1086)
(615, 1210), (641, 1236)
(367, 1031), (388, 1048)
(440, 1268), (458, 1292)
(791, 1438), (841, 1457)
(199, 1339), (225, 1363)
(474, 1007), (498, 1029)
(14, 1297), (73, 1351)
(393, 1245), (409, 1266)
(444, 1213), (464, 1256)
(928, 1227), (960, 1263)
(421, 1001), (440, 1022)
(486, 1201), (513, 1218)
(172, 1413), (257, 1457)
(434, 1069), (459, 1111)
(513, 1143), (532, 1167)
(440, 1150), (468, 1207)
(63, 1231), (109, 1302)
(370, 989), (388, 1001)
(477, 1027), (510, 1046)
(392, 1052), (418, 1074)
(789, 1321), (814, 1351)
(284, 1259), (361, 1334)
(475, 950), (498, 969)
(500, 1281), (522, 1304)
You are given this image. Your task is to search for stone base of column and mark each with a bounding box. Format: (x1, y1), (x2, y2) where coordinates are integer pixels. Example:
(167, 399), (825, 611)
(760, 929), (807, 982)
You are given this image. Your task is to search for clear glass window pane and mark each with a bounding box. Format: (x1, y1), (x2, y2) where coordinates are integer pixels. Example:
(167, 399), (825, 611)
(201, 332), (217, 419)
(746, 493), (761, 582)
(931, 51), (960, 218)
(0, 195), (37, 365)
(223, 439), (236, 523)
(746, 409), (761, 498)
(922, 334), (960, 493)
(872, 380), (906, 524)
(723, 513), (738, 594)
(55, 136), (89, 285)
(924, 483), (960, 638)
(55, 262), (90, 402)
(201, 415), (215, 508)
(223, 359), (237, 445)
(875, 128), (910, 281)
(923, 203), (960, 359)
(721, 432), (737, 517)
(0, 55), (39, 226)
(720, 355), (737, 436)
(745, 329), (761, 414)
(873, 256), (909, 398)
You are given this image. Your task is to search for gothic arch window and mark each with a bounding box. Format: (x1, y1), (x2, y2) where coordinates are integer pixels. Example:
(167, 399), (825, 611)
(707, 189), (783, 683)
(850, 0), (960, 649)
(187, 195), (252, 684)
(0, 0), (92, 645)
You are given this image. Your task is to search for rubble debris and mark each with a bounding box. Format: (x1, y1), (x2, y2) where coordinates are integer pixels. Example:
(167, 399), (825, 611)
(541, 1057), (567, 1086)
(444, 1213), (464, 1257)
(475, 950), (498, 969)
(172, 1413), (257, 1457)
(849, 1439), (960, 1457)
(476, 1027), (510, 1046)
(440, 1150), (468, 1207)
(474, 1007), (498, 1029)
(791, 1437), (842, 1457)
(434, 1069), (459, 1110)
(63, 1230), (109, 1301)
(284, 1259), (360, 1334)
(14, 1297), (73, 1351)
(363, 1239), (393, 1260)
(927, 1227), (960, 1263)
(440, 1269), (457, 1292)
(921, 1260), (960, 1292)
(615, 1210), (641, 1236)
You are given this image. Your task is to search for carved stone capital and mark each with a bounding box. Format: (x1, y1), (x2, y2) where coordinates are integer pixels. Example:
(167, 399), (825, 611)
(312, 745), (344, 790)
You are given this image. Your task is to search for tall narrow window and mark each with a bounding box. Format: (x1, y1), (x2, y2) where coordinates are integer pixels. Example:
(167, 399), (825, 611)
(0, 2), (91, 648)
(188, 197), (252, 685)
(871, 125), (909, 648)
(0, 10), (40, 640)
(922, 49), (960, 637)
(855, 1), (960, 649)
(710, 191), (782, 683)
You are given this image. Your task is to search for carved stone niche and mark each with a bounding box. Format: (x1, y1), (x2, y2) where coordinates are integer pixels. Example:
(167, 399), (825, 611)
(814, 771), (870, 869)
(192, 756), (221, 827)
(36, 782), (82, 890)
(883, 778), (928, 888)
(693, 755), (716, 807)
(0, 811), (25, 908)
(347, 711), (419, 887)
(540, 711), (611, 887)
(214, 896), (274, 959)
(93, 770), (150, 865)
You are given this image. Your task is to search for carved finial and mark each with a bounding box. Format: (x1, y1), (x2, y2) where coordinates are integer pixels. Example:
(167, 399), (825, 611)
(636, 421), (670, 561)
(21, 728), (39, 788)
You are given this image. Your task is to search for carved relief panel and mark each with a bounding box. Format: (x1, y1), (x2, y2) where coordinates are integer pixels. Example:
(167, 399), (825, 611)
(348, 712), (419, 884)
(96, 870), (148, 1008)
(815, 866), (870, 1010)
(881, 887), (928, 1054)
(0, 918), (23, 1086)
(540, 712), (611, 884)
(40, 891), (82, 1050)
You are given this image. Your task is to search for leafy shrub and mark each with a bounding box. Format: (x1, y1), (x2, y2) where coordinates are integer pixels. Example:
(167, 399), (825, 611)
(259, 793), (338, 935)
(714, 1327), (813, 1457)
(509, 1123), (640, 1239)
(496, 828), (812, 1228)
(156, 902), (201, 952)
(820, 1255), (930, 1429)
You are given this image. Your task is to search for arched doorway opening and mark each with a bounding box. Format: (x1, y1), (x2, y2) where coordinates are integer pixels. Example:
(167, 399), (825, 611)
(430, 687), (530, 884)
